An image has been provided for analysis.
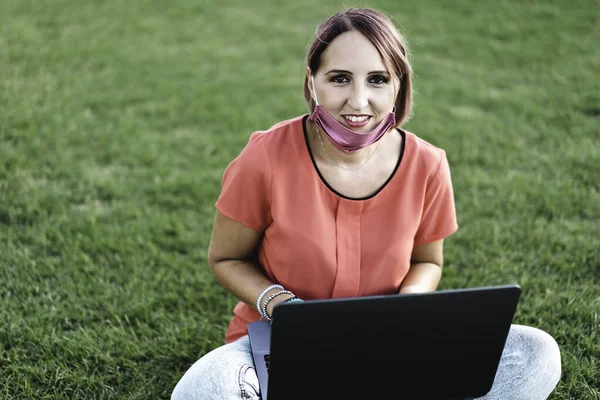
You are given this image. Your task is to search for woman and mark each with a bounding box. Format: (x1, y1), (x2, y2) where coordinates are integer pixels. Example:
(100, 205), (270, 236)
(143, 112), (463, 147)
(171, 7), (561, 400)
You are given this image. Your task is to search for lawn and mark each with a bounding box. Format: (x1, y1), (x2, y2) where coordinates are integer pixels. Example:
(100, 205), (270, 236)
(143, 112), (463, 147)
(1, 0), (598, 398)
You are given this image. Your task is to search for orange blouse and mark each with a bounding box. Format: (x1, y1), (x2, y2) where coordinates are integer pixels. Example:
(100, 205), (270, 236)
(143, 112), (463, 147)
(216, 114), (459, 343)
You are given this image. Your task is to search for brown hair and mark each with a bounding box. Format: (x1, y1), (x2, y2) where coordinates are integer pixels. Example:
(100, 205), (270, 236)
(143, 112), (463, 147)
(303, 8), (413, 127)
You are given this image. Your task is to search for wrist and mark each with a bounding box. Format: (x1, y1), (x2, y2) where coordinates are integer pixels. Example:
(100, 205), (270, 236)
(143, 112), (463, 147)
(260, 289), (293, 321)
(256, 284), (284, 317)
(267, 292), (295, 317)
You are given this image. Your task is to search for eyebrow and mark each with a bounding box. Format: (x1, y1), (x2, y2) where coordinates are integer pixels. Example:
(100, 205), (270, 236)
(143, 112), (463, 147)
(325, 69), (390, 75)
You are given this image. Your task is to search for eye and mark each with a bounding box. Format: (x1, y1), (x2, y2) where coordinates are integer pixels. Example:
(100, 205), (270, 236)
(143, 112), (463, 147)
(369, 74), (389, 85)
(330, 74), (350, 84)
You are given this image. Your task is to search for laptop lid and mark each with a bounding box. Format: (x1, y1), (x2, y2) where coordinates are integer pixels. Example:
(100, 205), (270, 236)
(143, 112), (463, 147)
(264, 284), (521, 400)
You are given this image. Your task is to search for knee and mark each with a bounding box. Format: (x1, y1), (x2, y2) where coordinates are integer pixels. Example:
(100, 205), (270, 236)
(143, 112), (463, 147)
(171, 355), (219, 400)
(171, 337), (259, 400)
(171, 361), (259, 400)
(517, 325), (562, 391)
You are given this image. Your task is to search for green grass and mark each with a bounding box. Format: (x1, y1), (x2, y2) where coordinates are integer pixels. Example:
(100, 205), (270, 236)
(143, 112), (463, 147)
(1, 0), (598, 398)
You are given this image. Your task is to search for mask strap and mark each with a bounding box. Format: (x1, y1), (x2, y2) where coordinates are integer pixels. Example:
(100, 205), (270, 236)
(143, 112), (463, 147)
(391, 79), (397, 113)
(311, 75), (320, 106)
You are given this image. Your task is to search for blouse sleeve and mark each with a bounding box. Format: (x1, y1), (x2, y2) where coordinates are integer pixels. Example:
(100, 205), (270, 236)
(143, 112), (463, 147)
(215, 134), (272, 231)
(413, 150), (459, 246)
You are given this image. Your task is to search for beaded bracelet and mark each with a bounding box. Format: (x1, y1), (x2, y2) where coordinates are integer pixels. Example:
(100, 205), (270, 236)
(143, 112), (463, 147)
(256, 284), (284, 319)
(282, 297), (304, 304)
(262, 290), (294, 321)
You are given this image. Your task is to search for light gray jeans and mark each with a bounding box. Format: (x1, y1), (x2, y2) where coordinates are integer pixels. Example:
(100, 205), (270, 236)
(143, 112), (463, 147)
(171, 324), (561, 400)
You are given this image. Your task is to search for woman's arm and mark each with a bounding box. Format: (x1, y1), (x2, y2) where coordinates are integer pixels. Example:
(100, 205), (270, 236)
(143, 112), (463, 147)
(207, 211), (293, 317)
(398, 239), (444, 294)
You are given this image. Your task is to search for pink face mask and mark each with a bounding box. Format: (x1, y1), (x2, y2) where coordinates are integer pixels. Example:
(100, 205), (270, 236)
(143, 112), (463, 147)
(308, 76), (396, 154)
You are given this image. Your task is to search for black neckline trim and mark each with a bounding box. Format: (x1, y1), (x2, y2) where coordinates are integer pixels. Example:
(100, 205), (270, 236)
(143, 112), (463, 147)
(302, 115), (406, 201)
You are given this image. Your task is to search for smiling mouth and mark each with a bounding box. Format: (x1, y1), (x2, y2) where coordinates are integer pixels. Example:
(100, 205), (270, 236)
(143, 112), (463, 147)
(343, 115), (371, 127)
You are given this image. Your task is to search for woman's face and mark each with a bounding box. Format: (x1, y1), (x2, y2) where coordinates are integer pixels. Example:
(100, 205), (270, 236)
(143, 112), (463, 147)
(309, 30), (398, 133)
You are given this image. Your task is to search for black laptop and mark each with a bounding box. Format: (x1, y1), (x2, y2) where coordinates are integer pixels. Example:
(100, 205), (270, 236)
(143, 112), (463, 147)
(248, 284), (521, 400)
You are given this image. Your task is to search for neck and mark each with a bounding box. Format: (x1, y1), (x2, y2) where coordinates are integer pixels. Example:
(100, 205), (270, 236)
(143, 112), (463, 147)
(311, 121), (383, 168)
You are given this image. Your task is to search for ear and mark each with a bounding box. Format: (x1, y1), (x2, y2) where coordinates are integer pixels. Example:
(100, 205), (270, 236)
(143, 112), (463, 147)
(306, 67), (314, 100)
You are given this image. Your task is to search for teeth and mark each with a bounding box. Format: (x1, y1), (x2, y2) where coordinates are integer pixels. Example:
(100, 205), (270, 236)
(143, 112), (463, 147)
(345, 116), (369, 123)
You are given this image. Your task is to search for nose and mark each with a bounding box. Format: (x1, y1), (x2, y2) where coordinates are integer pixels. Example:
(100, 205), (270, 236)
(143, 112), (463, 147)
(347, 83), (369, 111)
